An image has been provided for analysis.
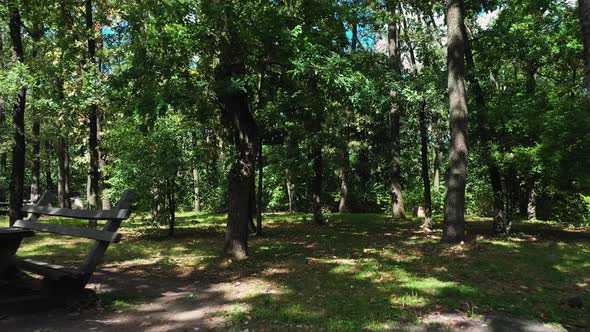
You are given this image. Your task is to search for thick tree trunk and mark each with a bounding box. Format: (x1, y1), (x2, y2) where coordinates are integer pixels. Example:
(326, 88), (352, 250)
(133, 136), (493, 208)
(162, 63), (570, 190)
(57, 137), (71, 208)
(8, 6), (26, 226)
(44, 141), (55, 193)
(581, 0), (590, 107)
(387, 0), (405, 220)
(462, 21), (509, 234)
(216, 3), (257, 259)
(256, 136), (263, 235)
(311, 144), (323, 225)
(418, 103), (433, 230)
(30, 121), (41, 202)
(442, 0), (468, 243)
(338, 138), (350, 213)
(286, 168), (296, 213)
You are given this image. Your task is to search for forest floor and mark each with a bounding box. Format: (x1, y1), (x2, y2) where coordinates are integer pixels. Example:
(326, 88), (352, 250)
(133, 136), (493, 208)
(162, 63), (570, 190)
(0, 213), (589, 331)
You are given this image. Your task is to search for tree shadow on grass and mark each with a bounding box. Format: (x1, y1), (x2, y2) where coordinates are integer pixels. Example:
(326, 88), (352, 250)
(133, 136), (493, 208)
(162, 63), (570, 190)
(2, 214), (588, 331)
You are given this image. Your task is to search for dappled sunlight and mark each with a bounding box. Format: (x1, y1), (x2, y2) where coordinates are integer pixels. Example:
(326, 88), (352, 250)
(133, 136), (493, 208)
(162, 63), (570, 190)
(2, 213), (589, 331)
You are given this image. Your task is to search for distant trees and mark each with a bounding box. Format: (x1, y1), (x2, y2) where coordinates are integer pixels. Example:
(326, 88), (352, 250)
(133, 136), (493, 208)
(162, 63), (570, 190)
(0, 0), (588, 256)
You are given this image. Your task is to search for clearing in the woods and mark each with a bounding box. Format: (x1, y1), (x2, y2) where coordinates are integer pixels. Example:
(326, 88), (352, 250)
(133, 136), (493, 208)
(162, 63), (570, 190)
(1, 213), (588, 331)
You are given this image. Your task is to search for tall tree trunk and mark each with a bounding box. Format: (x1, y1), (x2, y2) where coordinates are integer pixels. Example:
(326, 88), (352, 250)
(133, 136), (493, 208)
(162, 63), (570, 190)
(30, 121), (41, 202)
(8, 6), (26, 226)
(29, 25), (43, 204)
(98, 114), (111, 209)
(168, 180), (176, 237)
(462, 22), (509, 233)
(216, 2), (257, 260)
(58, 137), (71, 208)
(44, 141), (55, 193)
(442, 0), (468, 243)
(581, 0), (590, 107)
(311, 144), (323, 225)
(192, 167), (201, 212)
(0, 107), (6, 182)
(387, 0), (405, 220)
(433, 148), (441, 191)
(527, 187), (537, 220)
(418, 103), (433, 230)
(286, 168), (296, 213)
(86, 0), (99, 216)
(191, 132), (201, 212)
(403, 13), (431, 229)
(338, 138), (350, 213)
(256, 136), (263, 235)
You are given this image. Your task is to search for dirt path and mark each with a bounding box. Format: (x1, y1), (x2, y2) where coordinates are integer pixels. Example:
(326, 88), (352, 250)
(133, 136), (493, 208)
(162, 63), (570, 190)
(0, 263), (568, 332)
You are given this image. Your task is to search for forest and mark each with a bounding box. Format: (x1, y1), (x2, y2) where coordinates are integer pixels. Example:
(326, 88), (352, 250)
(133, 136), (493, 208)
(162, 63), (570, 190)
(0, 0), (589, 330)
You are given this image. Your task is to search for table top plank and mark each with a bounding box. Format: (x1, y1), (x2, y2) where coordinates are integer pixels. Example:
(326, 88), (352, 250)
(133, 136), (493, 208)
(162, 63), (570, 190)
(0, 228), (34, 239)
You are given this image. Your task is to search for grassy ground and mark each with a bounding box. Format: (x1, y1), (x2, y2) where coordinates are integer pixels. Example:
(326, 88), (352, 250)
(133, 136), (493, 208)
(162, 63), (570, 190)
(3, 212), (589, 331)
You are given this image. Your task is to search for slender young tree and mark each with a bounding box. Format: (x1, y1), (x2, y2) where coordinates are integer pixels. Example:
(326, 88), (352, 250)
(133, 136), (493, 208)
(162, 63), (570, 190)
(442, 0), (468, 243)
(8, 5), (26, 226)
(86, 0), (100, 215)
(581, 0), (590, 107)
(462, 23), (508, 233)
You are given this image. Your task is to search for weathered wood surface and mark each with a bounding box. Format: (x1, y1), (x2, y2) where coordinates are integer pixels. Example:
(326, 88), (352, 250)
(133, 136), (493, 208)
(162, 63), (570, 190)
(13, 219), (122, 243)
(21, 205), (130, 220)
(4, 190), (136, 298)
(80, 191), (137, 276)
(0, 228), (34, 238)
(14, 258), (83, 281)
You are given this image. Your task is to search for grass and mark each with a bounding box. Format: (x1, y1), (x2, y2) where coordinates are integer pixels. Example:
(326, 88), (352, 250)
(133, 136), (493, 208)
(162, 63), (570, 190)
(2, 212), (589, 331)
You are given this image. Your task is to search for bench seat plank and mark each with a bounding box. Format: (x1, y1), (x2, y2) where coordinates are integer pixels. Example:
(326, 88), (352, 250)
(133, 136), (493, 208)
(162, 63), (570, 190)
(21, 206), (130, 220)
(15, 258), (84, 281)
(13, 220), (122, 243)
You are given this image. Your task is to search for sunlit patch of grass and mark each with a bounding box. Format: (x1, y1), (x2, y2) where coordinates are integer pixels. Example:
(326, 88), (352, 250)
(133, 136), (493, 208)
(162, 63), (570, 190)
(2, 212), (589, 330)
(100, 293), (145, 310)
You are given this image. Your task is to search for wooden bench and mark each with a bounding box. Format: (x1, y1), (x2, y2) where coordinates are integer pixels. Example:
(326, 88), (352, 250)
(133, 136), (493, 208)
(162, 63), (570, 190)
(2, 190), (136, 295)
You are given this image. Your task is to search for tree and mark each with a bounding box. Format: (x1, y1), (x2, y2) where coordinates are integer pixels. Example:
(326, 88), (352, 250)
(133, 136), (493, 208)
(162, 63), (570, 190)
(442, 0), (468, 243)
(8, 5), (26, 226)
(581, 0), (590, 108)
(387, 0), (405, 220)
(213, 1), (258, 259)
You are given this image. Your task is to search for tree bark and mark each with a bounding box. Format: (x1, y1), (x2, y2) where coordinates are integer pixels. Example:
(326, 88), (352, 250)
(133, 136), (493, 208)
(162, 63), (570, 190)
(387, 0), (405, 220)
(338, 138), (350, 213)
(168, 180), (176, 237)
(30, 121), (41, 202)
(216, 2), (257, 260)
(442, 0), (468, 243)
(286, 168), (296, 213)
(8, 6), (26, 226)
(581, 0), (590, 108)
(44, 141), (55, 193)
(527, 182), (537, 220)
(58, 137), (71, 208)
(311, 144), (323, 225)
(462, 21), (509, 234)
(86, 0), (99, 215)
(98, 114), (111, 209)
(256, 136), (263, 235)
(418, 103), (433, 230)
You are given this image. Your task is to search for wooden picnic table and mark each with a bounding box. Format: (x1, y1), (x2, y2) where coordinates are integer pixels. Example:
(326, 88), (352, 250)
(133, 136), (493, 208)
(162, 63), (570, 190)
(0, 228), (34, 276)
